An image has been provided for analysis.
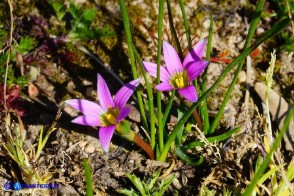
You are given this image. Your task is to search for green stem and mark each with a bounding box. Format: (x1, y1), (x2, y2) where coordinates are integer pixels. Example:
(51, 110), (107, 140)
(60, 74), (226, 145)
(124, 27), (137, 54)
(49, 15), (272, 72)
(133, 45), (156, 146)
(175, 147), (204, 165)
(162, 90), (176, 130)
(201, 15), (213, 135)
(179, 0), (191, 49)
(118, 0), (148, 131)
(208, 0), (265, 134)
(166, 0), (183, 59)
(83, 159), (94, 196)
(158, 17), (291, 161)
(157, 0), (165, 152)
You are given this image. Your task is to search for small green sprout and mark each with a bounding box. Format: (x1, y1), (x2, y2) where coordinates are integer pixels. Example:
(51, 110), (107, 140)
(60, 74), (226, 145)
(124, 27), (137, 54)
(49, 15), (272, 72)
(1, 113), (59, 194)
(50, 2), (66, 21)
(118, 171), (174, 196)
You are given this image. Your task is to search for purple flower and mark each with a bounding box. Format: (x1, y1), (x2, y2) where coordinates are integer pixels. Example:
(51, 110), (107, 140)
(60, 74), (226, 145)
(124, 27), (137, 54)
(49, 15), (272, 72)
(143, 39), (209, 102)
(65, 74), (140, 152)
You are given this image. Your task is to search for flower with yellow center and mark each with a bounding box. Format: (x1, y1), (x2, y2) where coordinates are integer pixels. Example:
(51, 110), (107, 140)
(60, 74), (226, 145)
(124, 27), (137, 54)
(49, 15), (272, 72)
(143, 39), (209, 102)
(65, 74), (141, 152)
(101, 107), (119, 126)
(170, 71), (189, 89)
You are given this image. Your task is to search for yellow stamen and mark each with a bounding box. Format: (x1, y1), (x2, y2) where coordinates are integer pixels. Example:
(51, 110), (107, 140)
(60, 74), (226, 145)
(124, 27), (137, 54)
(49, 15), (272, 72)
(175, 76), (185, 88)
(105, 113), (116, 124)
(100, 107), (119, 126)
(170, 71), (188, 89)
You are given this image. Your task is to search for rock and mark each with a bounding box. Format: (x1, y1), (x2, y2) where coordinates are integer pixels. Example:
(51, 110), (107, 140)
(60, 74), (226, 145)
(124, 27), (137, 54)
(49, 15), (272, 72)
(28, 66), (40, 81)
(172, 177), (182, 189)
(256, 27), (265, 36)
(127, 104), (141, 123)
(254, 82), (294, 151)
(238, 71), (246, 84)
(79, 141), (88, 148)
(237, 40), (245, 50)
(28, 83), (39, 97)
(85, 144), (95, 153)
(86, 86), (95, 98)
(64, 104), (78, 117)
(57, 184), (79, 196)
(203, 18), (211, 29)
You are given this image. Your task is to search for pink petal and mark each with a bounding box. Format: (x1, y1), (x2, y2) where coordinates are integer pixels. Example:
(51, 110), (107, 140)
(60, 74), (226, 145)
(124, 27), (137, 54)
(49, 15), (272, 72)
(163, 41), (184, 75)
(65, 99), (104, 115)
(156, 83), (174, 91)
(116, 107), (131, 122)
(143, 61), (170, 83)
(186, 60), (209, 82)
(177, 85), (198, 102)
(99, 125), (116, 152)
(97, 74), (115, 109)
(114, 78), (140, 109)
(71, 115), (102, 126)
(183, 39), (206, 68)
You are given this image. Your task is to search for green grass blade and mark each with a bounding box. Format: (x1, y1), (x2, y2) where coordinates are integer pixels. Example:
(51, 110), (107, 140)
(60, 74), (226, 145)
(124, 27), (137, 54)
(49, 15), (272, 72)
(201, 15), (213, 135)
(148, 172), (160, 191)
(83, 159), (93, 196)
(162, 90), (176, 129)
(275, 161), (294, 195)
(242, 106), (294, 196)
(156, 174), (174, 196)
(157, 0), (165, 152)
(175, 105), (185, 145)
(166, 0), (183, 59)
(118, 0), (148, 132)
(133, 45), (156, 144)
(208, 0), (266, 134)
(257, 165), (283, 186)
(179, 0), (191, 49)
(175, 147), (204, 165)
(126, 174), (146, 195)
(182, 127), (240, 151)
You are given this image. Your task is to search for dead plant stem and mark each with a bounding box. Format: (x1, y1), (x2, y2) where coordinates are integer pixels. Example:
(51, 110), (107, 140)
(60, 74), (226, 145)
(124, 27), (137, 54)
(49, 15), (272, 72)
(4, 0), (14, 110)
(3, 0), (14, 133)
(244, 18), (251, 110)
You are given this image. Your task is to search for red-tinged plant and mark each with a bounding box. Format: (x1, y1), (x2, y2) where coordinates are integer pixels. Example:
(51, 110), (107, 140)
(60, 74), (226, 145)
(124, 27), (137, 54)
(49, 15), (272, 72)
(0, 84), (24, 116)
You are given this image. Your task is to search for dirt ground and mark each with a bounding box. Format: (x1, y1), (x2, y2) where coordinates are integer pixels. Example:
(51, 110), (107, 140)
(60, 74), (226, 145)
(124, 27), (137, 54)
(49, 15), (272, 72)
(0, 0), (293, 195)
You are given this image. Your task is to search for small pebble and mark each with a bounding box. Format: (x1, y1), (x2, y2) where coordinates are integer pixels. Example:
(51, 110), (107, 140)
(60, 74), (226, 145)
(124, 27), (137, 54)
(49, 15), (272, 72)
(86, 86), (95, 98)
(82, 79), (92, 86)
(256, 27), (264, 35)
(238, 71), (246, 83)
(237, 40), (245, 50)
(172, 178), (182, 189)
(203, 18), (210, 29)
(85, 144), (95, 153)
(28, 83), (39, 97)
(64, 105), (78, 116)
(127, 104), (141, 123)
(67, 81), (76, 91)
(58, 184), (79, 195)
(80, 152), (89, 159)
(181, 173), (188, 186)
(74, 0), (86, 3)
(79, 141), (88, 148)
(29, 66), (40, 81)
